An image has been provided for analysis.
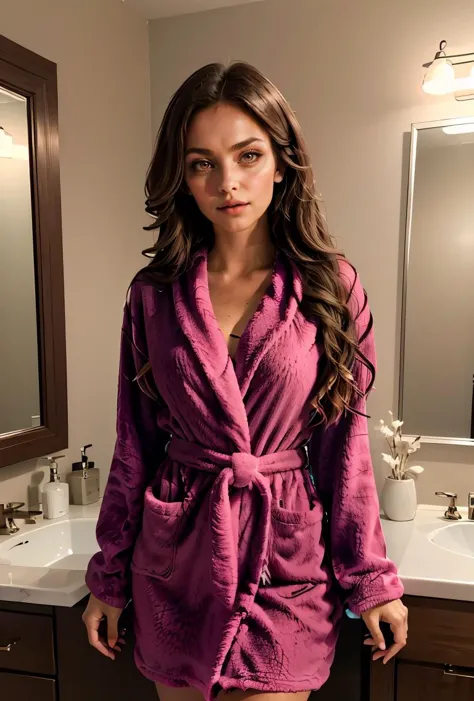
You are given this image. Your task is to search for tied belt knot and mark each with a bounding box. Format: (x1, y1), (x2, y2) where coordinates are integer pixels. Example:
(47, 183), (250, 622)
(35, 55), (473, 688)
(230, 452), (259, 488)
(166, 436), (309, 610)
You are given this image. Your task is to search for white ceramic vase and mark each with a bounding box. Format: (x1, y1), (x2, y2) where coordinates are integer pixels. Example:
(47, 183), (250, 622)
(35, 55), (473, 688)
(381, 476), (417, 521)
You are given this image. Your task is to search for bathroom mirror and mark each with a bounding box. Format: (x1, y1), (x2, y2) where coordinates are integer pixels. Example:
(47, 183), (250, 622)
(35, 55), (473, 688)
(399, 116), (474, 446)
(0, 34), (67, 467)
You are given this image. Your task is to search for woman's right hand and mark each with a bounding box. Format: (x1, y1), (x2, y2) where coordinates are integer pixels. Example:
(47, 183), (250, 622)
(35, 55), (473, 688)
(82, 593), (124, 660)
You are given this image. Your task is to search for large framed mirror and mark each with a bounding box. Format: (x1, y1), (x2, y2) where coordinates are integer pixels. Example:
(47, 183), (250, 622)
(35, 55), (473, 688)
(0, 34), (67, 468)
(399, 116), (474, 446)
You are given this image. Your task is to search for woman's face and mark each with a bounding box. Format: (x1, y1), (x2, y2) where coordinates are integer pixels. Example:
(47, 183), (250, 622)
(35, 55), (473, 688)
(183, 102), (283, 237)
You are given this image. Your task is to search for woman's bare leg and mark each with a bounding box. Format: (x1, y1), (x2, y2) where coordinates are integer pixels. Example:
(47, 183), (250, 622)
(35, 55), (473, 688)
(155, 680), (205, 701)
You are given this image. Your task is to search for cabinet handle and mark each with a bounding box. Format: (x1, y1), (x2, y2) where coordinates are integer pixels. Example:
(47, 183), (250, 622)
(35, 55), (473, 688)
(444, 665), (474, 680)
(0, 639), (19, 652)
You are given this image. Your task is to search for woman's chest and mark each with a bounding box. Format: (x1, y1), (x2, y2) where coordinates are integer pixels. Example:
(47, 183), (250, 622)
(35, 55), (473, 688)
(207, 266), (274, 359)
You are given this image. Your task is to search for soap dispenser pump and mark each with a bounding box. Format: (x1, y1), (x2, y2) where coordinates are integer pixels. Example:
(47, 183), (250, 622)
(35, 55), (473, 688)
(42, 455), (70, 519)
(68, 444), (100, 505)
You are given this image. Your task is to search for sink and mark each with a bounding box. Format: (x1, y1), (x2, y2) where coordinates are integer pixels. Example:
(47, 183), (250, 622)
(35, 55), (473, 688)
(0, 518), (98, 569)
(429, 521), (474, 559)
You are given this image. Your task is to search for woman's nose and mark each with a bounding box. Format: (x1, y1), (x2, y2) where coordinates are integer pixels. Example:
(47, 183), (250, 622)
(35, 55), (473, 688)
(217, 164), (239, 193)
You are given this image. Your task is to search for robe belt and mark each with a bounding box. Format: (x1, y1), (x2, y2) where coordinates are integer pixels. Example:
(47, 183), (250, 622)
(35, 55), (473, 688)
(166, 436), (308, 609)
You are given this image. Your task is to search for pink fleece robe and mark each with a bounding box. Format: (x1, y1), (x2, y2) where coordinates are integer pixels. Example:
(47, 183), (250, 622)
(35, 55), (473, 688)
(86, 245), (403, 699)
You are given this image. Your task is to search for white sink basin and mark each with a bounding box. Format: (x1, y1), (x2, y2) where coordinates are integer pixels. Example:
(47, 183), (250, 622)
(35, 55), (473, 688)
(0, 518), (98, 569)
(0, 505), (101, 607)
(429, 521), (474, 559)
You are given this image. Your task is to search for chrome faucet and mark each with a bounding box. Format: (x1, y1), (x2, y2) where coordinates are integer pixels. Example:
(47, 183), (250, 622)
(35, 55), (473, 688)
(0, 502), (42, 536)
(468, 492), (474, 520)
(435, 492), (462, 520)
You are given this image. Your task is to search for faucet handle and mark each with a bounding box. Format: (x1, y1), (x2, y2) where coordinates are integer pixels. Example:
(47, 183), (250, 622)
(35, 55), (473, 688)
(468, 492), (474, 520)
(6, 502), (25, 512)
(435, 491), (462, 520)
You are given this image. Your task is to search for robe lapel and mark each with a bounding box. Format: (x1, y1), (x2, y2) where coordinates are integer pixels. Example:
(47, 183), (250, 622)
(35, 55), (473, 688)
(172, 244), (303, 451)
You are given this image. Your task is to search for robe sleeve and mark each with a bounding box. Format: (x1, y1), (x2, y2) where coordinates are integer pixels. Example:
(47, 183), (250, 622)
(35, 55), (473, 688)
(309, 261), (404, 616)
(85, 280), (169, 609)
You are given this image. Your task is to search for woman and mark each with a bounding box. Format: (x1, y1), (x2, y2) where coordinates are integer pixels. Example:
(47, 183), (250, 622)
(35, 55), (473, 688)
(83, 61), (407, 701)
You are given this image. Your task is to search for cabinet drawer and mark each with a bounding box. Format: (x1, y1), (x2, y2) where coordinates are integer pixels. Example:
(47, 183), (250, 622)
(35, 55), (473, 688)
(0, 672), (56, 700)
(399, 597), (474, 668)
(0, 610), (55, 675)
(397, 662), (474, 701)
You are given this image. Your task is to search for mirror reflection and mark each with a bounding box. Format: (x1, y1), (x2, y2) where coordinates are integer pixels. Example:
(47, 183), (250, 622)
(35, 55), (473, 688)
(401, 120), (474, 442)
(0, 85), (41, 435)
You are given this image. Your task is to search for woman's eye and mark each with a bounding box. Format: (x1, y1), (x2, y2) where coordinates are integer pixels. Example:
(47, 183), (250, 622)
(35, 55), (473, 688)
(241, 150), (262, 164)
(189, 159), (212, 172)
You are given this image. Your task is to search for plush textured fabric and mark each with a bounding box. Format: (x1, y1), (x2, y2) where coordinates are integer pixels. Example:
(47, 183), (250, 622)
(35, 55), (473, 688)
(86, 245), (403, 699)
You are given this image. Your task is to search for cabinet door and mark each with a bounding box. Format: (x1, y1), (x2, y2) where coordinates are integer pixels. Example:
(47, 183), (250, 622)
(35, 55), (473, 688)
(0, 672), (56, 700)
(312, 616), (367, 700)
(55, 600), (158, 701)
(397, 662), (474, 701)
(0, 610), (55, 674)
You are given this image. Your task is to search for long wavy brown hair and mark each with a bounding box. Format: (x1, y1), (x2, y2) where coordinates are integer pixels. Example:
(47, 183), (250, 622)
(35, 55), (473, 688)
(133, 61), (374, 426)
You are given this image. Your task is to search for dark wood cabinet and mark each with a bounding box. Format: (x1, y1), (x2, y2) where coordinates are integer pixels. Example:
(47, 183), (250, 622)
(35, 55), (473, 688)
(0, 672), (56, 700)
(0, 597), (367, 701)
(0, 609), (55, 675)
(396, 662), (474, 701)
(55, 601), (157, 701)
(369, 596), (474, 701)
(1, 594), (472, 700)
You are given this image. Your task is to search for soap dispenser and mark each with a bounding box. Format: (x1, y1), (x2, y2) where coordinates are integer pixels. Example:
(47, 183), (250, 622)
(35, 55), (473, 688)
(42, 455), (70, 519)
(68, 444), (100, 505)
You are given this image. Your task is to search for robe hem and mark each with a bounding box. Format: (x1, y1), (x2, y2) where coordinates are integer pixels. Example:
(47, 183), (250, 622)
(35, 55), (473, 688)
(135, 659), (328, 701)
(217, 673), (327, 695)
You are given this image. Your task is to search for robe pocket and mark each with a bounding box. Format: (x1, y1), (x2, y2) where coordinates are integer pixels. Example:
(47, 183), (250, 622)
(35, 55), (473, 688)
(269, 497), (325, 586)
(131, 485), (185, 580)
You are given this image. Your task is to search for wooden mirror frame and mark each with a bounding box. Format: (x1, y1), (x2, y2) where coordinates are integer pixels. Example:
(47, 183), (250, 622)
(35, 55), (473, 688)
(0, 34), (67, 468)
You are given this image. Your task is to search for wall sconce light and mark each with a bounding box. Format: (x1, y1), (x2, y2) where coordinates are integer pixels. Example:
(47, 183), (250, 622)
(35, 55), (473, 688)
(422, 40), (474, 101)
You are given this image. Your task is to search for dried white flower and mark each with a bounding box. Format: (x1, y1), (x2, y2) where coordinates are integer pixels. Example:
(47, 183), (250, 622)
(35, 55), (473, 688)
(378, 412), (424, 481)
(378, 424), (394, 438)
(382, 453), (400, 469)
(405, 465), (424, 478)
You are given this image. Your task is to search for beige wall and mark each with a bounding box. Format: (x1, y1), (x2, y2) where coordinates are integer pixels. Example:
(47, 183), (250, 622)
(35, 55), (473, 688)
(148, 0), (474, 505)
(1, 0), (473, 511)
(0, 0), (153, 504)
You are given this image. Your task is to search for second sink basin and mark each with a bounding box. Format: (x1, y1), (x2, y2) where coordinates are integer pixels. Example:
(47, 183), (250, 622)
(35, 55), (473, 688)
(429, 521), (474, 559)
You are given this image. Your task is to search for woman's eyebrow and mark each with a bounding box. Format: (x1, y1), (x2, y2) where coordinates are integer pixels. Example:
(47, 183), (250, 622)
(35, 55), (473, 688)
(185, 137), (265, 157)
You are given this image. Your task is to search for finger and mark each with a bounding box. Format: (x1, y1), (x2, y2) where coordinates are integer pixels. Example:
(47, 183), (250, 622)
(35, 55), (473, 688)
(365, 616), (386, 651)
(107, 613), (120, 649)
(390, 615), (408, 646)
(372, 649), (387, 662)
(382, 641), (406, 664)
(83, 614), (115, 659)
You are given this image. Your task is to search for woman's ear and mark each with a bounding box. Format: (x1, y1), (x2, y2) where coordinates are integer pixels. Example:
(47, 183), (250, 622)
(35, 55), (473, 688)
(274, 163), (285, 184)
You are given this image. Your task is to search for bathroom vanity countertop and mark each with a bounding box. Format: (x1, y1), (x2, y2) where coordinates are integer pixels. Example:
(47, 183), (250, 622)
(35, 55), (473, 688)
(381, 504), (474, 602)
(0, 502), (102, 607)
(0, 501), (472, 607)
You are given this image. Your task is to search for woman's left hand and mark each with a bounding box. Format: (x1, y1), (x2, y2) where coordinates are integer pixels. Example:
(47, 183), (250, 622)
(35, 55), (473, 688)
(361, 599), (408, 664)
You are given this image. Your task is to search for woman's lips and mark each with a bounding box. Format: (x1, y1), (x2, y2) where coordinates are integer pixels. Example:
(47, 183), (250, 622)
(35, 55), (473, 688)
(217, 203), (249, 215)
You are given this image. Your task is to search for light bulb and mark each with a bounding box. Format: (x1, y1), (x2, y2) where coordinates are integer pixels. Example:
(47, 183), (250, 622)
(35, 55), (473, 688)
(422, 57), (455, 95)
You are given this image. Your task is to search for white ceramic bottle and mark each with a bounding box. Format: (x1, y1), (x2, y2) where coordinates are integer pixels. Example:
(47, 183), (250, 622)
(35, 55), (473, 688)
(42, 455), (69, 519)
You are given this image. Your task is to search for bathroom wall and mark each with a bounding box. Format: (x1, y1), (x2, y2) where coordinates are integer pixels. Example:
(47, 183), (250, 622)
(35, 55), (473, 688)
(0, 0), (154, 502)
(148, 0), (474, 504)
(1, 0), (473, 509)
